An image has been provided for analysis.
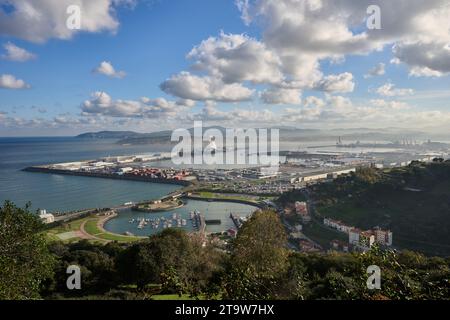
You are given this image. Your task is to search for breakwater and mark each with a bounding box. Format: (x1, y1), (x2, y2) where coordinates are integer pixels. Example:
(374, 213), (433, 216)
(183, 195), (264, 209)
(23, 166), (192, 187)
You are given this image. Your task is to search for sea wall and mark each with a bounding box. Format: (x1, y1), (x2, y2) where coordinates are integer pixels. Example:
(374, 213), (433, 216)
(183, 195), (264, 209)
(23, 166), (192, 187)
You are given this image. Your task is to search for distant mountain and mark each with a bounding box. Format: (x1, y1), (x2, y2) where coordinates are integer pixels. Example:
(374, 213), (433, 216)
(76, 127), (433, 146)
(76, 131), (142, 139)
(116, 126), (228, 145)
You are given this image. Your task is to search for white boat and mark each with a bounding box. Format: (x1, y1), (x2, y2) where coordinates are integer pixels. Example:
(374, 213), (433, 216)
(138, 219), (146, 229)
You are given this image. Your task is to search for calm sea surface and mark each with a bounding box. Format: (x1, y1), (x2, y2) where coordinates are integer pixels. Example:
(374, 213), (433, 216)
(0, 137), (179, 212)
(105, 200), (256, 235)
(0, 137), (257, 232)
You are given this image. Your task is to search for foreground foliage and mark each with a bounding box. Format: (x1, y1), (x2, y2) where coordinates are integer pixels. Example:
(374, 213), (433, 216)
(1, 203), (449, 300)
(0, 201), (54, 299)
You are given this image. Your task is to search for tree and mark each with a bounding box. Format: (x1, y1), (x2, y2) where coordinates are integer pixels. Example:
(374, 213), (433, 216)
(117, 228), (223, 297)
(224, 210), (289, 299)
(0, 201), (54, 299)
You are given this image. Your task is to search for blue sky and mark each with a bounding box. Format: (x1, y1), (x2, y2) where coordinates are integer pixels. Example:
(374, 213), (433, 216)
(1, 0), (450, 136)
(0, 1), (247, 115)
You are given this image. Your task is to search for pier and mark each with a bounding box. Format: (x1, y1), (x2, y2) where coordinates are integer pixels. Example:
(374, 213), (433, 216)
(23, 166), (192, 186)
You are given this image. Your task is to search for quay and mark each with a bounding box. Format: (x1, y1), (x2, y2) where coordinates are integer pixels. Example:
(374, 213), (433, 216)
(23, 166), (193, 186)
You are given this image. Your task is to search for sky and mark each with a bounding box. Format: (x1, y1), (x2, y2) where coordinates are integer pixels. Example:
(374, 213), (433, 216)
(1, 0), (450, 136)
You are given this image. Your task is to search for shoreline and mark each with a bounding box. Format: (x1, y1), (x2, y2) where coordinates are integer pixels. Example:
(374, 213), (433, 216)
(23, 166), (193, 187)
(132, 201), (185, 213)
(183, 195), (265, 209)
(97, 212), (146, 241)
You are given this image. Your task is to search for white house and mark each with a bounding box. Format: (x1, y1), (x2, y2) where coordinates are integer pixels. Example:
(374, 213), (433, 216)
(39, 209), (55, 224)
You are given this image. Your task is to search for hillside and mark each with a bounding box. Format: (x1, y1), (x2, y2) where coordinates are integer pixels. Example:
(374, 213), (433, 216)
(310, 161), (450, 256)
(76, 127), (439, 146)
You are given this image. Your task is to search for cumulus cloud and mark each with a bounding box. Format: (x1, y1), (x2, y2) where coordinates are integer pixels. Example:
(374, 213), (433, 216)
(364, 63), (385, 78)
(281, 94), (413, 125)
(160, 72), (254, 102)
(237, 0), (450, 78)
(370, 99), (410, 110)
(188, 32), (283, 85)
(261, 88), (301, 105)
(81, 91), (194, 118)
(0, 74), (30, 89)
(0, 0), (132, 43)
(376, 83), (414, 97)
(314, 72), (355, 93)
(93, 61), (126, 78)
(1, 42), (36, 61)
(393, 42), (450, 77)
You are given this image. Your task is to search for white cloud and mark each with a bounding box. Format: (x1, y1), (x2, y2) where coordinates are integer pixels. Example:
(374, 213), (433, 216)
(188, 32), (283, 85)
(364, 63), (385, 78)
(393, 42), (450, 77)
(0, 74), (30, 89)
(1, 42), (36, 61)
(376, 83), (414, 97)
(81, 91), (193, 118)
(315, 72), (355, 93)
(370, 99), (410, 110)
(237, 0), (450, 78)
(160, 72), (254, 102)
(93, 61), (126, 78)
(261, 88), (301, 105)
(0, 0), (132, 43)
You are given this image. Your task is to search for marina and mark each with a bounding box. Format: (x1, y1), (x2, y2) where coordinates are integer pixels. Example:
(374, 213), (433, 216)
(104, 199), (256, 236)
(130, 212), (194, 232)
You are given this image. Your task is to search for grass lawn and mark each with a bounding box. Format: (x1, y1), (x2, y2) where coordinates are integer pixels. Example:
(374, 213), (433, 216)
(45, 217), (91, 242)
(84, 219), (102, 236)
(84, 218), (143, 242)
(196, 191), (259, 203)
(46, 216), (143, 243)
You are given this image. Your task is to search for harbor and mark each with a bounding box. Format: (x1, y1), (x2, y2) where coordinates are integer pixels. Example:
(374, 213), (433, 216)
(103, 199), (255, 237)
(128, 210), (202, 233)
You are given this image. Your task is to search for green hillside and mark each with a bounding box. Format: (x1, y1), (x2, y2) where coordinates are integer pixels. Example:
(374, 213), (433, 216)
(312, 160), (450, 256)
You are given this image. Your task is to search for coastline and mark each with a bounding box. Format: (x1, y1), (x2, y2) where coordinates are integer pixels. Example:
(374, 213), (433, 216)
(132, 201), (185, 213)
(23, 166), (193, 187)
(183, 195), (265, 209)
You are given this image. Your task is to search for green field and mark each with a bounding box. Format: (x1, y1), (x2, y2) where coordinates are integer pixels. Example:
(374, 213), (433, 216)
(46, 216), (143, 243)
(84, 218), (143, 242)
(194, 191), (261, 203)
(45, 217), (91, 242)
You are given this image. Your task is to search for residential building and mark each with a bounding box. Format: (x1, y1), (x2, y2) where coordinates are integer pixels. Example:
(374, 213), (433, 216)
(374, 227), (393, 246)
(324, 217), (353, 234)
(39, 209), (55, 224)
